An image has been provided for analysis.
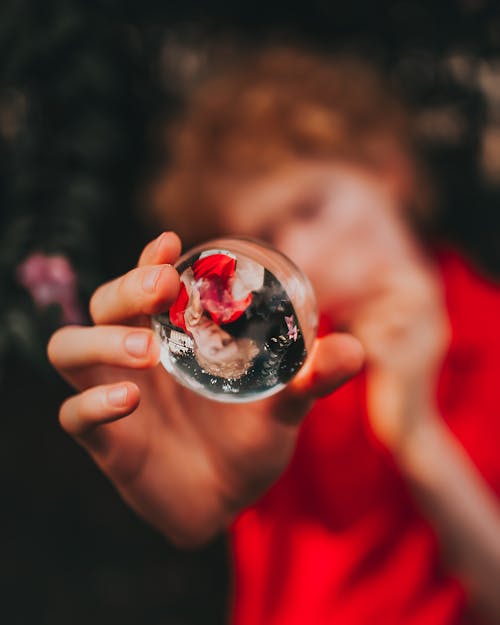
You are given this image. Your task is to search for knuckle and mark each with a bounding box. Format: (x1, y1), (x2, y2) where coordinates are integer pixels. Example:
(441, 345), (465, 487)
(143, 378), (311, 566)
(99, 387), (111, 411)
(117, 268), (136, 300)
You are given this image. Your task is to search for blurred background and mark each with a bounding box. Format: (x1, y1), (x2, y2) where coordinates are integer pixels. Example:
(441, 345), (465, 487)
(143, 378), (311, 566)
(1, 1), (499, 624)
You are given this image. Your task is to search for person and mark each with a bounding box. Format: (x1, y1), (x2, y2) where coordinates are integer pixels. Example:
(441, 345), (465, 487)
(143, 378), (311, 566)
(47, 47), (500, 625)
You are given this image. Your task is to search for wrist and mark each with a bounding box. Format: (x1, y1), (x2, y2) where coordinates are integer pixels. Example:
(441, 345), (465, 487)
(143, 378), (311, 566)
(394, 411), (448, 481)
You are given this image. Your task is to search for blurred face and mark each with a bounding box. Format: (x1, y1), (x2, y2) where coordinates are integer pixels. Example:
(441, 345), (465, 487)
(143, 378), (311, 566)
(222, 160), (420, 323)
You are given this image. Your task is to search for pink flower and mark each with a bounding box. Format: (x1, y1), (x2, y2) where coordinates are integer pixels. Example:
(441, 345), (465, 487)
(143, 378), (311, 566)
(16, 253), (85, 325)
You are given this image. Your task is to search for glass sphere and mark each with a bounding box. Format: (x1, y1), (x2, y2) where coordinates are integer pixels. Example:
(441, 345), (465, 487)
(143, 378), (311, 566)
(152, 237), (318, 402)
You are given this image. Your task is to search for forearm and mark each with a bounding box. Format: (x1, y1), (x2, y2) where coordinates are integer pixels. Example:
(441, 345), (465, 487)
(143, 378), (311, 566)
(114, 474), (227, 549)
(396, 414), (500, 621)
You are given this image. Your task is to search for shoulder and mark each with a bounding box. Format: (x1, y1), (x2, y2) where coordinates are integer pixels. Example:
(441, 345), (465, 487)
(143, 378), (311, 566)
(436, 245), (497, 292)
(435, 246), (500, 349)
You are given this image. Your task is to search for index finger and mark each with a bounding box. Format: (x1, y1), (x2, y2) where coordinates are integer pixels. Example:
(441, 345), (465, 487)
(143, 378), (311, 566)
(89, 263), (179, 325)
(138, 231), (182, 268)
(89, 232), (182, 326)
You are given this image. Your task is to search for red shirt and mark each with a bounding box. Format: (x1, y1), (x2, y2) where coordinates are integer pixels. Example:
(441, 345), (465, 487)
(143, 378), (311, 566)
(230, 249), (500, 625)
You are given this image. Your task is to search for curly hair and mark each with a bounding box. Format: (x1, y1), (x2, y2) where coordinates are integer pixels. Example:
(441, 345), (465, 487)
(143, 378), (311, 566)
(151, 46), (432, 245)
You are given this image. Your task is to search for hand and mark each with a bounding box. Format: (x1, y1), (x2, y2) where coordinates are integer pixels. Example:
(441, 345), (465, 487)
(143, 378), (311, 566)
(48, 232), (363, 546)
(349, 259), (451, 455)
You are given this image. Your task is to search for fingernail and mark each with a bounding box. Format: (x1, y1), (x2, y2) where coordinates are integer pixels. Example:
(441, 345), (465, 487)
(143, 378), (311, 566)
(142, 266), (162, 292)
(125, 331), (150, 358)
(107, 385), (128, 407)
(155, 232), (167, 252)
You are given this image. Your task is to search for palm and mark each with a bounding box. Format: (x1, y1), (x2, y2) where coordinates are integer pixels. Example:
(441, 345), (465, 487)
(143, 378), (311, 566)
(65, 333), (301, 531)
(48, 233), (363, 543)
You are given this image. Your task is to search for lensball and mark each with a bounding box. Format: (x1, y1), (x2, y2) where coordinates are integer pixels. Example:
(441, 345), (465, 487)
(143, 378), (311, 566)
(152, 237), (318, 402)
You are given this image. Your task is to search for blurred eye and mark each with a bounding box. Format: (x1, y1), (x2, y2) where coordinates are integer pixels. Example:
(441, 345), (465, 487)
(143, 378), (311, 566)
(292, 196), (323, 222)
(256, 225), (276, 245)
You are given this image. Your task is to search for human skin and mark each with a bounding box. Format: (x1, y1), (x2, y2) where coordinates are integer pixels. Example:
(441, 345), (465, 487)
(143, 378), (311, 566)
(47, 230), (364, 548)
(47, 157), (500, 620)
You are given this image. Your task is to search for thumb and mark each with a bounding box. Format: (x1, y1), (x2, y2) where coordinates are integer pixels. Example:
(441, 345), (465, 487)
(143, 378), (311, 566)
(272, 333), (364, 425)
(291, 332), (365, 398)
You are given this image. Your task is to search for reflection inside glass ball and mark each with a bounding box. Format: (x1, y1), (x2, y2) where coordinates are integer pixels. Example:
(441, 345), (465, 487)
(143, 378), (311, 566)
(152, 238), (318, 402)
